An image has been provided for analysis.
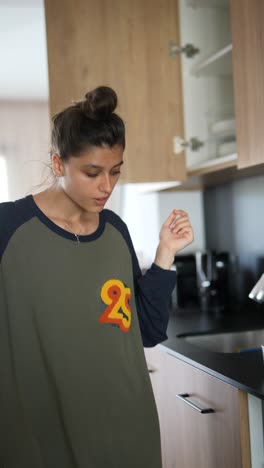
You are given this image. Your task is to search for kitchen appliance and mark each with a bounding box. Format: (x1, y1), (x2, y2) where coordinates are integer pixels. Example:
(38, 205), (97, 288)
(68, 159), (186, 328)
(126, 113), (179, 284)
(248, 273), (264, 303)
(172, 251), (231, 313)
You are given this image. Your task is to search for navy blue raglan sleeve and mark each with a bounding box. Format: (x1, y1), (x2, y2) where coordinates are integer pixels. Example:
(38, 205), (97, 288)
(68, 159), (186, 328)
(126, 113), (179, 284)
(124, 232), (175, 347)
(0, 197), (36, 262)
(0, 202), (16, 262)
(104, 210), (176, 347)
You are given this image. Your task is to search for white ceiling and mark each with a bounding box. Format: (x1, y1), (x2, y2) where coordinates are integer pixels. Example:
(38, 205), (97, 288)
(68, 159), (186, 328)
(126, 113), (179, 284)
(0, 0), (49, 100)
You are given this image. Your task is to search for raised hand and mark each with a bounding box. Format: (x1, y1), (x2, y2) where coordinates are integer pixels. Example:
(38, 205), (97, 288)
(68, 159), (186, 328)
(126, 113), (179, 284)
(154, 209), (194, 270)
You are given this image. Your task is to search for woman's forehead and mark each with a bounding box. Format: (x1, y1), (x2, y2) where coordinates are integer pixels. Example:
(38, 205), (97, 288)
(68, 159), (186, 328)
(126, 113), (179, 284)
(71, 145), (124, 168)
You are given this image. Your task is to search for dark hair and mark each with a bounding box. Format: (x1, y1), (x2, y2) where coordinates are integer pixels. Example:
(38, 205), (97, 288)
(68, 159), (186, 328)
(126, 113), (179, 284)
(50, 86), (125, 160)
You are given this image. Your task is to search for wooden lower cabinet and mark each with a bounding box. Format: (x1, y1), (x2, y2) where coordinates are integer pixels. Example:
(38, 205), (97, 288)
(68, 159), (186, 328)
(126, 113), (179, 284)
(144, 346), (251, 468)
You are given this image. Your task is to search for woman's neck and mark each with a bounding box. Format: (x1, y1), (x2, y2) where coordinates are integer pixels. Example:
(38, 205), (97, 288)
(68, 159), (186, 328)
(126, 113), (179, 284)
(33, 187), (99, 234)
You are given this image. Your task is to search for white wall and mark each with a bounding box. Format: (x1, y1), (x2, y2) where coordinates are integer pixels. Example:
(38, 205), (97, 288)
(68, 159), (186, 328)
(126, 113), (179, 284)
(0, 100), (50, 202)
(0, 3), (48, 101)
(158, 190), (205, 254)
(115, 184), (160, 268)
(0, 156), (8, 202)
(116, 184), (205, 268)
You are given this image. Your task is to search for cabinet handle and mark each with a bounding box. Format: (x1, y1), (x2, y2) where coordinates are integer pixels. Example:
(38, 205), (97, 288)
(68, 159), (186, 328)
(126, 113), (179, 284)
(145, 361), (158, 374)
(147, 366), (157, 373)
(176, 393), (215, 414)
(169, 41), (200, 59)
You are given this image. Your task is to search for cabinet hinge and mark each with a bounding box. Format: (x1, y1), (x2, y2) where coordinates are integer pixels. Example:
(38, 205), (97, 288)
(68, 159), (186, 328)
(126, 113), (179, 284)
(173, 136), (204, 154)
(169, 42), (200, 59)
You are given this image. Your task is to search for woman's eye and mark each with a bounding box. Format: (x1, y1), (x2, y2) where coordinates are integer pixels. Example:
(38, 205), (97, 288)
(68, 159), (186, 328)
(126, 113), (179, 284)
(86, 173), (98, 178)
(85, 171), (121, 178)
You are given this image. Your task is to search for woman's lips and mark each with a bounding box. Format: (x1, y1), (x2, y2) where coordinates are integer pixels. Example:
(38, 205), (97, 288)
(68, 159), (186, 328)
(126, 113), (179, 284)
(94, 197), (108, 206)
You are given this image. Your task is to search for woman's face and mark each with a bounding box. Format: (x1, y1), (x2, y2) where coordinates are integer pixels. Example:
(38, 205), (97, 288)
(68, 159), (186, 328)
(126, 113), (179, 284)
(53, 144), (124, 213)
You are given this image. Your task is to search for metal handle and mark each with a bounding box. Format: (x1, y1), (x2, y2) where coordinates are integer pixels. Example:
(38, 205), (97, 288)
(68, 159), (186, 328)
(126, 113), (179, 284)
(146, 362), (157, 374)
(169, 41), (200, 58)
(173, 136), (204, 154)
(176, 393), (215, 414)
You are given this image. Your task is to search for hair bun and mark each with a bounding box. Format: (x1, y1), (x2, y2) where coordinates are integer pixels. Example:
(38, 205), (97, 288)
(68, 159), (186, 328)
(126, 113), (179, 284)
(77, 86), (118, 120)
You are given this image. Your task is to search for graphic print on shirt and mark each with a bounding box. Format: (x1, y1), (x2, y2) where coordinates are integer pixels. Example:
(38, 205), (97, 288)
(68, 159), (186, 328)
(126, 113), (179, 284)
(99, 279), (131, 332)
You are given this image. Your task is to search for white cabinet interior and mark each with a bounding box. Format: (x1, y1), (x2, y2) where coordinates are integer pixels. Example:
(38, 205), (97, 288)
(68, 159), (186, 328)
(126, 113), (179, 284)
(178, 0), (237, 171)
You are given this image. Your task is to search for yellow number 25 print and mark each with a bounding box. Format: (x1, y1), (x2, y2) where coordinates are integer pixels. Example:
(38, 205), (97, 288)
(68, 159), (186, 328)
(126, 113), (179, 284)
(99, 279), (132, 332)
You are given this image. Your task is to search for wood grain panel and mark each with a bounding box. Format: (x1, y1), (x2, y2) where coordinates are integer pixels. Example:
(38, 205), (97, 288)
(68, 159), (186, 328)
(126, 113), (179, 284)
(162, 353), (246, 468)
(145, 346), (250, 468)
(230, 0), (264, 168)
(144, 346), (166, 412)
(44, 0), (186, 183)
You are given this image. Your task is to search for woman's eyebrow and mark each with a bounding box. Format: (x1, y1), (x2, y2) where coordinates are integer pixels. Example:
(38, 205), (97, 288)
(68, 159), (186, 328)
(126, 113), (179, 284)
(82, 161), (124, 169)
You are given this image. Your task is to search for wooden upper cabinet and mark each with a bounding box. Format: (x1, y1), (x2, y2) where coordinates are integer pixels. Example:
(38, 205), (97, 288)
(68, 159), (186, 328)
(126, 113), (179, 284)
(44, 0), (186, 183)
(230, 0), (264, 169)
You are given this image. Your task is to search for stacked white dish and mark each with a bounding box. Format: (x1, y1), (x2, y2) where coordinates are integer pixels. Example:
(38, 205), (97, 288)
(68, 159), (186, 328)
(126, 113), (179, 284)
(210, 118), (235, 137)
(209, 117), (236, 157)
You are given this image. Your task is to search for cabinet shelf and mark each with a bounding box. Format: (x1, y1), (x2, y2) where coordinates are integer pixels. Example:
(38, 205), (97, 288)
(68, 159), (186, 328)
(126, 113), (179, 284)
(187, 152), (237, 176)
(186, 0), (229, 7)
(191, 44), (232, 76)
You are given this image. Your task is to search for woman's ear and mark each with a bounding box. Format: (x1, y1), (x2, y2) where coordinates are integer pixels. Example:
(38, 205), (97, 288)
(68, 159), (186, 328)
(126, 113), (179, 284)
(51, 153), (64, 177)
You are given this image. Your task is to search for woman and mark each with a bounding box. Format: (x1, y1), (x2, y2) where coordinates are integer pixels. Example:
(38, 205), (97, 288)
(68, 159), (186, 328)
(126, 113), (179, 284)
(0, 86), (194, 468)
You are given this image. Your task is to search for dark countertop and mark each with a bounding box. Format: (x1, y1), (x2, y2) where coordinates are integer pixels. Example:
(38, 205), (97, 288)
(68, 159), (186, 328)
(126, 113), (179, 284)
(161, 303), (264, 400)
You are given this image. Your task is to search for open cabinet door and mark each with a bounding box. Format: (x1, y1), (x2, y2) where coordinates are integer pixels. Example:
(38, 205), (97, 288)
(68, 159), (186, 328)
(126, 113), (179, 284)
(230, 0), (264, 169)
(44, 0), (186, 183)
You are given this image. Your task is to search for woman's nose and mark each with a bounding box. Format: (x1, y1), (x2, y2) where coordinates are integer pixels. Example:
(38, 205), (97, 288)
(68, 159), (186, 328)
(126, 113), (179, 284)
(99, 174), (112, 193)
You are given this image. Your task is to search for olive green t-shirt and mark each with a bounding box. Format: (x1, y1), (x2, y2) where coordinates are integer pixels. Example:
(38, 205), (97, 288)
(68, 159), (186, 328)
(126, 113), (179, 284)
(0, 195), (175, 468)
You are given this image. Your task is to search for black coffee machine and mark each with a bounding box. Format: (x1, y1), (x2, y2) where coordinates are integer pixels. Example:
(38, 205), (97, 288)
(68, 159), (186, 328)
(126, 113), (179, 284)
(172, 251), (231, 313)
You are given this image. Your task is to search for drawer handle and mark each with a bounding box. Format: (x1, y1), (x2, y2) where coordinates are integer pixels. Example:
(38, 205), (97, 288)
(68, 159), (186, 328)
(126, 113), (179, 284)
(146, 362), (158, 373)
(176, 393), (215, 414)
(147, 367), (157, 373)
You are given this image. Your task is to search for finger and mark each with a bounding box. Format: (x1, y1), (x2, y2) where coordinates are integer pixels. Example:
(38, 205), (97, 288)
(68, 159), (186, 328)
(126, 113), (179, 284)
(175, 228), (194, 240)
(170, 215), (189, 230)
(172, 226), (193, 234)
(171, 218), (190, 231)
(172, 230), (193, 241)
(163, 210), (179, 228)
(172, 209), (188, 217)
(172, 224), (192, 235)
